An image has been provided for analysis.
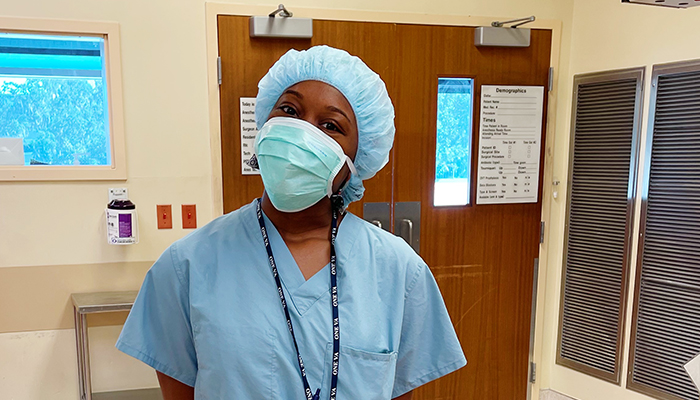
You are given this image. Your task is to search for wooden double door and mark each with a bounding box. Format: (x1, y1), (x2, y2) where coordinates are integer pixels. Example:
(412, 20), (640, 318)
(218, 15), (551, 400)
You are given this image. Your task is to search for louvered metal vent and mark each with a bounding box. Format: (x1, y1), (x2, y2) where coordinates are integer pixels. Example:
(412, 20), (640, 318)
(629, 63), (700, 400)
(557, 69), (643, 383)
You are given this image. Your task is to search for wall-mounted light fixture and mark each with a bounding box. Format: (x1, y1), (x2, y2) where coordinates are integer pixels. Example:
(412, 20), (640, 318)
(622, 0), (700, 8)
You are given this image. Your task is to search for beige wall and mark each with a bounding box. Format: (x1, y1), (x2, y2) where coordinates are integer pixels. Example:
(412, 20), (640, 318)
(540, 1), (700, 400)
(0, 326), (159, 398)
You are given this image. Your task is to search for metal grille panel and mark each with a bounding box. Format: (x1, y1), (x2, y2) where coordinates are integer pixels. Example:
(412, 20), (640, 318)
(631, 68), (700, 400)
(558, 71), (642, 382)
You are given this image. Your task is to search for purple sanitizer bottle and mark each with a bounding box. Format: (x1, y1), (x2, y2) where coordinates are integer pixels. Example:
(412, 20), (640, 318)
(106, 199), (139, 245)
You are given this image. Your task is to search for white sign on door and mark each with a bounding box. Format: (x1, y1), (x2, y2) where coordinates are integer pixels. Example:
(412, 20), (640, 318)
(476, 85), (544, 205)
(240, 97), (260, 175)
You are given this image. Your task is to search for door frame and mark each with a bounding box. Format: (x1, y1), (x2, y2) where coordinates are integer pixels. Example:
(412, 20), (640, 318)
(204, 4), (564, 398)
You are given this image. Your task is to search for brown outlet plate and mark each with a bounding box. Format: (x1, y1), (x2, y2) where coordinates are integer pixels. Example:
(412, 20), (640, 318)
(182, 204), (197, 229)
(157, 205), (172, 229)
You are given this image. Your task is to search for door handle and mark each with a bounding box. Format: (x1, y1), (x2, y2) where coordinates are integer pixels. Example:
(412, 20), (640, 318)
(363, 202), (390, 232)
(401, 219), (413, 245)
(394, 201), (420, 254)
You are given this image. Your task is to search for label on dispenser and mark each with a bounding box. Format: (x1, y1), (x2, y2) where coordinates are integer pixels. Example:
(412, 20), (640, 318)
(118, 213), (132, 237)
(106, 209), (138, 245)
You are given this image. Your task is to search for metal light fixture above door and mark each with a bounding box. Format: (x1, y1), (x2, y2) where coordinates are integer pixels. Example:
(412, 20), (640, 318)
(622, 0), (700, 8)
(475, 15), (535, 47)
(250, 4), (313, 38)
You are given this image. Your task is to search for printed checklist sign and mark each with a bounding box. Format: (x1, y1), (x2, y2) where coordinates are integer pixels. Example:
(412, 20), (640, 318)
(240, 97), (260, 175)
(476, 85), (544, 205)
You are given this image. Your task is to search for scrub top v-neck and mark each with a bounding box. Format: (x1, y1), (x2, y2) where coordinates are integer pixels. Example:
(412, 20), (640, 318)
(116, 200), (466, 400)
(255, 198), (340, 400)
(262, 204), (334, 317)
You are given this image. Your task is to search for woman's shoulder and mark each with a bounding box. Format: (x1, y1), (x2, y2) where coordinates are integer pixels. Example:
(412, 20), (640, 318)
(345, 213), (411, 247)
(344, 212), (417, 252)
(342, 212), (426, 279)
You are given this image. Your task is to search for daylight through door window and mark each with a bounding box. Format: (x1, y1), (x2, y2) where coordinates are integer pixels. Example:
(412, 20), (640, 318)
(434, 77), (474, 206)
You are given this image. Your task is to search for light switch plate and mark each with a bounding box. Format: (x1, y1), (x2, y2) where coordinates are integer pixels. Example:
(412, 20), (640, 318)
(157, 205), (172, 229)
(182, 204), (197, 229)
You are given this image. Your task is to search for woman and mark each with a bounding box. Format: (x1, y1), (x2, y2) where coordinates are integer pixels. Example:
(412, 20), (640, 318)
(117, 45), (466, 400)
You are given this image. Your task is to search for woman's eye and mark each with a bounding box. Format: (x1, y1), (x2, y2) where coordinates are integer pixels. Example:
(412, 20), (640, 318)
(279, 105), (297, 116)
(321, 122), (341, 132)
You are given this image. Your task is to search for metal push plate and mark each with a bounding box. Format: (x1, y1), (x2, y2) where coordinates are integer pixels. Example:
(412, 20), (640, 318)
(394, 202), (421, 254)
(363, 202), (391, 232)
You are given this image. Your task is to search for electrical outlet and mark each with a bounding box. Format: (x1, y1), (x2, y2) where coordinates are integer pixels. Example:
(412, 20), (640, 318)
(157, 205), (172, 229)
(182, 204), (197, 229)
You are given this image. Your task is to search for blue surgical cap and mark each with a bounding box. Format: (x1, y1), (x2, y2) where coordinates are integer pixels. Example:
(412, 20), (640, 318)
(255, 45), (396, 207)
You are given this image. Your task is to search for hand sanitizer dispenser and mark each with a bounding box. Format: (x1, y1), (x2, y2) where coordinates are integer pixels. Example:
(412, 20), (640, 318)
(106, 188), (139, 245)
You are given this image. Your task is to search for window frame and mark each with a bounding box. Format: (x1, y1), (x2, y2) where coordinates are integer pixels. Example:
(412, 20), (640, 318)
(0, 17), (125, 181)
(431, 73), (478, 209)
(556, 67), (645, 384)
(627, 58), (700, 400)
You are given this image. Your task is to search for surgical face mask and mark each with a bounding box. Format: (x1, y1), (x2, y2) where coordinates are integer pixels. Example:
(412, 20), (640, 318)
(254, 117), (357, 213)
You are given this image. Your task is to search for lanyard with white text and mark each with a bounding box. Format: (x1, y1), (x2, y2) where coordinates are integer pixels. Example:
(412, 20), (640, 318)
(256, 199), (340, 400)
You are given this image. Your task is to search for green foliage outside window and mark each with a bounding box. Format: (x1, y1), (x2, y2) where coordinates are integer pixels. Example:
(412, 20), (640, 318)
(0, 78), (108, 166)
(436, 78), (473, 180)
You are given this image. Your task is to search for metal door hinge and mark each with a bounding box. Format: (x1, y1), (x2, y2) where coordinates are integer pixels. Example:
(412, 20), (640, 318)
(548, 67), (554, 92)
(217, 56), (222, 85)
(540, 221), (545, 244)
(529, 361), (537, 383)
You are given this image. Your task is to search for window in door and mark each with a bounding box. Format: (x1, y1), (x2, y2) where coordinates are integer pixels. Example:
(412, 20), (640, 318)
(434, 77), (474, 207)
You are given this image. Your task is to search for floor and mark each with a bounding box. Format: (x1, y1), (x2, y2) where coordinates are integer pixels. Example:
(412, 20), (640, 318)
(92, 388), (163, 400)
(540, 389), (578, 400)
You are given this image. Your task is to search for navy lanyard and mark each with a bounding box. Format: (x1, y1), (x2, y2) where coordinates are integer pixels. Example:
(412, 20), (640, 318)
(256, 199), (340, 400)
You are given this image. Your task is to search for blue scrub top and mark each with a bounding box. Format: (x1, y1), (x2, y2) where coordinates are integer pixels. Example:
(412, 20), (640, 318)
(116, 200), (466, 399)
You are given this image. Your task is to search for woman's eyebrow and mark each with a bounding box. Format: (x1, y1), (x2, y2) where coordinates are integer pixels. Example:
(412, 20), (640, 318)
(327, 105), (352, 124)
(283, 89), (303, 99)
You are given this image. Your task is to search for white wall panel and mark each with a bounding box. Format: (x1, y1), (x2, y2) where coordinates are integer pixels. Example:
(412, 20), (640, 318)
(0, 328), (157, 400)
